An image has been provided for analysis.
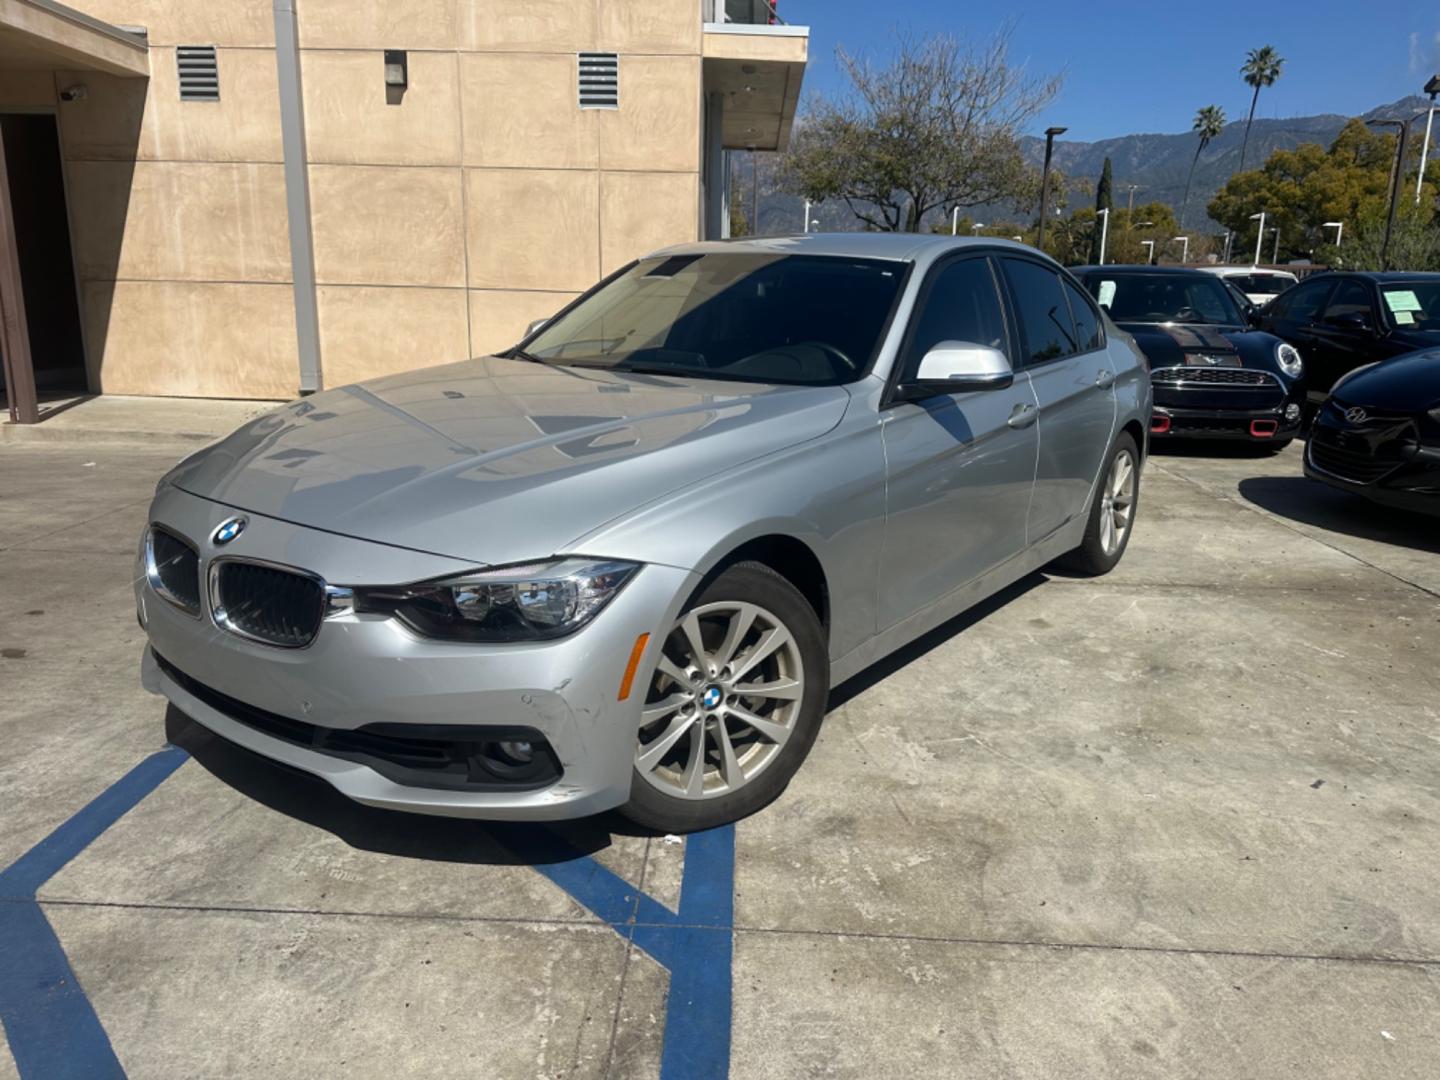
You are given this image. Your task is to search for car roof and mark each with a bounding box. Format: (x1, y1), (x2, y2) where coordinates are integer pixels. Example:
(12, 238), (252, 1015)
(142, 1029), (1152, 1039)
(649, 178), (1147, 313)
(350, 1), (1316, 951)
(1071, 264), (1217, 277)
(1306, 270), (1440, 282)
(648, 232), (1049, 265)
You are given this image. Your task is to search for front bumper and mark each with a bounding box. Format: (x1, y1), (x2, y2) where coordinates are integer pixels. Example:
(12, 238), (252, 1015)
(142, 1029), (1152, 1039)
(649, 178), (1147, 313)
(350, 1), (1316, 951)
(1150, 404), (1303, 441)
(137, 485), (698, 819)
(1303, 439), (1440, 518)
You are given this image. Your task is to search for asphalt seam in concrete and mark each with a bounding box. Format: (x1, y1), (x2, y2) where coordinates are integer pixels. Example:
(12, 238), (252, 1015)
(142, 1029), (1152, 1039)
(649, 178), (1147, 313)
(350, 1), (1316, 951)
(0, 497), (152, 555)
(600, 836), (651, 1077)
(1151, 461), (1440, 602)
(21, 896), (1440, 973)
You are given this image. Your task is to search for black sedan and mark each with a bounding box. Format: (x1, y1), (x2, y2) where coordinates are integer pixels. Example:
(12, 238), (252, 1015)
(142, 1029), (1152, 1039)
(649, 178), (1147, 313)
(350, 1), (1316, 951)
(1260, 272), (1440, 400)
(1305, 348), (1440, 516)
(1076, 265), (1306, 448)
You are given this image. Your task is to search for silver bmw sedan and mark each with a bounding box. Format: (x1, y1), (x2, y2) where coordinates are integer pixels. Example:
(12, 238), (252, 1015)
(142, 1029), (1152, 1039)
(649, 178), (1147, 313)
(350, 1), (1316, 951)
(138, 235), (1151, 832)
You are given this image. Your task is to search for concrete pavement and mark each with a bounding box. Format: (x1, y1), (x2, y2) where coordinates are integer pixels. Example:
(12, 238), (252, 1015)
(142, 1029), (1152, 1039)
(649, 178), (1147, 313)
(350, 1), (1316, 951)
(1, 439), (1436, 1078)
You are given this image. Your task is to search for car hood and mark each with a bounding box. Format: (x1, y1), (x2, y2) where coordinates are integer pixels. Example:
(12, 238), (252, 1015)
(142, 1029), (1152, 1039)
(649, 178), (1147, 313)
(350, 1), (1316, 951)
(1116, 322), (1274, 368)
(167, 355), (852, 565)
(1333, 348), (1440, 412)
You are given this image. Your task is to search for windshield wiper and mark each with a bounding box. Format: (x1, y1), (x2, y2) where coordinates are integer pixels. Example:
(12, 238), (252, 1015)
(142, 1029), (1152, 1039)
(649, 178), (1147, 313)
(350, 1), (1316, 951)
(507, 347), (549, 364)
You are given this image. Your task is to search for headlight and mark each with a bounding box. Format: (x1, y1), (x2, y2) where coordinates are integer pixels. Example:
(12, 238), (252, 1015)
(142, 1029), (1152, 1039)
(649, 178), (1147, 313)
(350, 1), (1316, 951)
(1275, 343), (1303, 378)
(354, 557), (639, 642)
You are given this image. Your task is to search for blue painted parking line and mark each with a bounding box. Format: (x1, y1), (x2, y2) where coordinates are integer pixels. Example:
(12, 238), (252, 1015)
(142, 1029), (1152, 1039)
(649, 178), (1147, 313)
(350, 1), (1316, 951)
(0, 748), (738, 1079)
(0, 746), (187, 1080)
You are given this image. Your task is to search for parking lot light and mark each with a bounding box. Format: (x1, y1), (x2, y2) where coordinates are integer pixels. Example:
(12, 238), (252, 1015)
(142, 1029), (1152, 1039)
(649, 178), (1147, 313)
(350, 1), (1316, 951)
(1172, 235), (1189, 262)
(1322, 221), (1343, 248)
(1097, 207), (1110, 265)
(1248, 211), (1266, 265)
(1037, 125), (1067, 248)
(1418, 75), (1439, 204)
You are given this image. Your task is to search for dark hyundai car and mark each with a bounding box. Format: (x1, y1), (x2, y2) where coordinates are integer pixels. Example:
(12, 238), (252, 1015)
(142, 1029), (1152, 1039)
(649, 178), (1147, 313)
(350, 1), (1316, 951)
(1305, 348), (1440, 516)
(1077, 265), (1305, 447)
(1260, 271), (1440, 401)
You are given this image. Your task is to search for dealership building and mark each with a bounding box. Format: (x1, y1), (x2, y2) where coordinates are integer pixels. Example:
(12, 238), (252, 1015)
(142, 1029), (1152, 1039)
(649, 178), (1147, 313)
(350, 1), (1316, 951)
(0, 0), (806, 422)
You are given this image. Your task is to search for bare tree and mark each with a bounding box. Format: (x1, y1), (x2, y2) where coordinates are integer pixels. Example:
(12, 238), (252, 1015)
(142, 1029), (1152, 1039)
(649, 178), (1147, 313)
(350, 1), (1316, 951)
(781, 30), (1062, 232)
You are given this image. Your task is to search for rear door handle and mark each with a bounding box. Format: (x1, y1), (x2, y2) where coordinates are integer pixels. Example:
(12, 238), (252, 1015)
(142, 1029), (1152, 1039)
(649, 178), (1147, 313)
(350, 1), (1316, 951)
(1095, 368), (1115, 389)
(1007, 402), (1037, 429)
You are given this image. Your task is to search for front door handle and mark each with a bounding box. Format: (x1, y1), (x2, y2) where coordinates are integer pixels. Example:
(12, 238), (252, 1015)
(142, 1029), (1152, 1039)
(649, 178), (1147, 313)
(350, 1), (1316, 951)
(1095, 368), (1115, 389)
(1007, 402), (1037, 429)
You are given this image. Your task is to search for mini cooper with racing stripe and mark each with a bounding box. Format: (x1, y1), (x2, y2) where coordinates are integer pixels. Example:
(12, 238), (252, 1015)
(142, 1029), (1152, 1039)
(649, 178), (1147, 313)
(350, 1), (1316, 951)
(1077, 265), (1306, 449)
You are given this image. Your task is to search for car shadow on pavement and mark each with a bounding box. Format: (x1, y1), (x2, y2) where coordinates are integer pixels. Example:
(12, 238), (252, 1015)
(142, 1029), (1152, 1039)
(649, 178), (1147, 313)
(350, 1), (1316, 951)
(827, 572), (1045, 712)
(164, 707), (634, 865)
(1237, 475), (1440, 554)
(1150, 439), (1285, 459)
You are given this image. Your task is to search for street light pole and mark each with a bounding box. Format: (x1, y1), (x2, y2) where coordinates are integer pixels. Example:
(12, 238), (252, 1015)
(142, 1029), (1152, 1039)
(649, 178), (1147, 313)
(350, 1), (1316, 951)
(951, 206), (960, 236)
(1417, 75), (1440, 205)
(1036, 125), (1067, 250)
(1097, 208), (1110, 266)
(1140, 239), (1155, 265)
(971, 222), (985, 236)
(1322, 220), (1343, 249)
(1173, 235), (1189, 263)
(1367, 118), (1410, 271)
(1270, 226), (1280, 265)
(1126, 183), (1139, 220)
(1248, 211), (1266, 266)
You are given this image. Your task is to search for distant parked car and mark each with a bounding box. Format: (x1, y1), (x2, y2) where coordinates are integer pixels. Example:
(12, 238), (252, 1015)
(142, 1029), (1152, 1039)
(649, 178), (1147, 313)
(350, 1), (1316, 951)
(1305, 348), (1440, 517)
(1077, 265), (1305, 448)
(1259, 271), (1440, 402)
(1195, 266), (1299, 307)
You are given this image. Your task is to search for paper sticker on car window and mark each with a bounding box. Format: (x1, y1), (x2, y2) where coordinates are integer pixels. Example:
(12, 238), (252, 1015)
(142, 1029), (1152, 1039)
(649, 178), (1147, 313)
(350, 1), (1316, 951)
(1394, 309), (1416, 325)
(1384, 289), (1422, 313)
(1097, 280), (1116, 308)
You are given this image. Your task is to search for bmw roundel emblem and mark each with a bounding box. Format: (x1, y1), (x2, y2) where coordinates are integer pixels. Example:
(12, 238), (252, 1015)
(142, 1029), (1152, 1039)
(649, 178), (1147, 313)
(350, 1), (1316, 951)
(702, 686), (723, 710)
(212, 515), (248, 545)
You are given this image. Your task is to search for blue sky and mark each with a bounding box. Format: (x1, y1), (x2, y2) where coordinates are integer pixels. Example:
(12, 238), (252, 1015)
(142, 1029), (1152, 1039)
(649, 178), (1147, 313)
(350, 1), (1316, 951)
(779, 0), (1440, 142)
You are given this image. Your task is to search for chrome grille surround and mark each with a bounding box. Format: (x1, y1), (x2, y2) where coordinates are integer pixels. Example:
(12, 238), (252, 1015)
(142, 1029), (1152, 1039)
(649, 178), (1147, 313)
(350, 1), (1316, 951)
(144, 526), (202, 617)
(208, 556), (328, 649)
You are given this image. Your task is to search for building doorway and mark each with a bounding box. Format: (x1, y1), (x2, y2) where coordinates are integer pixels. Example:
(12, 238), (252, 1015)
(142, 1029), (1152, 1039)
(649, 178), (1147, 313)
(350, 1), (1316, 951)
(1, 112), (87, 423)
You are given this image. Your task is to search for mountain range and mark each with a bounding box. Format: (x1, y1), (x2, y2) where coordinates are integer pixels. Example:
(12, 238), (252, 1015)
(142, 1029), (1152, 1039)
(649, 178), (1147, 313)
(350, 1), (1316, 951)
(739, 95), (1436, 236)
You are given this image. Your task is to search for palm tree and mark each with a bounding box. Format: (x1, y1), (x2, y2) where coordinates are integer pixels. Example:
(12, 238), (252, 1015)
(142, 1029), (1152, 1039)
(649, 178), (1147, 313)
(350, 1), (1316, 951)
(1181, 105), (1226, 229)
(1236, 45), (1284, 174)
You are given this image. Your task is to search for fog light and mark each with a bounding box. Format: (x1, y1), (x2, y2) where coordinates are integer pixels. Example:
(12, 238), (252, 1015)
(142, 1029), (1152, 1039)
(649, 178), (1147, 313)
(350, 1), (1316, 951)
(497, 739), (533, 764)
(1285, 403), (1301, 421)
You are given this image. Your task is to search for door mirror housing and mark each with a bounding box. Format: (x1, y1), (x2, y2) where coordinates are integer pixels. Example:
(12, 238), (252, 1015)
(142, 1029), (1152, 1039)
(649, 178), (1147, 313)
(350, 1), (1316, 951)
(525, 317), (551, 338)
(1328, 311), (1368, 331)
(898, 341), (1014, 400)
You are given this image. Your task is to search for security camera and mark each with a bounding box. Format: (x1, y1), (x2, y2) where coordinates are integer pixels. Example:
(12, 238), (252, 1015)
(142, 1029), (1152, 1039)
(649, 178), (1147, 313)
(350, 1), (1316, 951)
(59, 85), (88, 102)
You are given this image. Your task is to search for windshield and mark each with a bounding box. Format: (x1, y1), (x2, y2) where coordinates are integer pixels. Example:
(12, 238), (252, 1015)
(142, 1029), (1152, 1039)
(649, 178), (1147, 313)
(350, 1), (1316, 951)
(1380, 282), (1440, 332)
(520, 253), (906, 385)
(1225, 272), (1296, 296)
(1085, 273), (1244, 326)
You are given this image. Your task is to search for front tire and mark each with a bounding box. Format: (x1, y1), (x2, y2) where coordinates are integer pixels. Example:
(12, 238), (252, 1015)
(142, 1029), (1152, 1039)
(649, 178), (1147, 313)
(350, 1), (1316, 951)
(1055, 433), (1140, 576)
(621, 562), (828, 833)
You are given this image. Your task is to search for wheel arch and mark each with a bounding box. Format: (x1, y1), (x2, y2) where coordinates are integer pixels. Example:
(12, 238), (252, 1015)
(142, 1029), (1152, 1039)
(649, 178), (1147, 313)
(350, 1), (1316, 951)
(694, 532), (831, 635)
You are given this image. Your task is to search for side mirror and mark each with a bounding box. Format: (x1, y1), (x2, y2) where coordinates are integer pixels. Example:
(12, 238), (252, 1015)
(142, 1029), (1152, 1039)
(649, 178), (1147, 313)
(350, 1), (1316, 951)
(1330, 312), (1368, 331)
(525, 317), (551, 338)
(898, 341), (1014, 400)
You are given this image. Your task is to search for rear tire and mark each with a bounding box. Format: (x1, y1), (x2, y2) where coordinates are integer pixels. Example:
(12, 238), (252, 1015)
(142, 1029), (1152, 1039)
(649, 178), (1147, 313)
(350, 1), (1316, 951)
(1055, 433), (1140, 577)
(620, 562), (829, 833)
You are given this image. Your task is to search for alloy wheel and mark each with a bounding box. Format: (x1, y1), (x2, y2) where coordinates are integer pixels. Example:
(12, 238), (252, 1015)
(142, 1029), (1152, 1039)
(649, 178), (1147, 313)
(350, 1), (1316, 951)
(636, 600), (805, 800)
(1099, 448), (1136, 555)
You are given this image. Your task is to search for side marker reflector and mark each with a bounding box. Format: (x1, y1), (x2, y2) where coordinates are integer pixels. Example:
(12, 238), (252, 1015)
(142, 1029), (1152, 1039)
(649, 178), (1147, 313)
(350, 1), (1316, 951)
(618, 632), (651, 701)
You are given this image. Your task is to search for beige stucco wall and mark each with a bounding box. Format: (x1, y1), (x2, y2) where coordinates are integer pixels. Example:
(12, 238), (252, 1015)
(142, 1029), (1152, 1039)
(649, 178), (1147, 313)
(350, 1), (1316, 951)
(7, 0), (705, 397)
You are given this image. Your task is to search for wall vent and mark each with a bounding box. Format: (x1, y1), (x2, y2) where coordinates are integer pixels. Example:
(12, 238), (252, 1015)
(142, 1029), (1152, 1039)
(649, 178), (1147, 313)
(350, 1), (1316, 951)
(577, 52), (619, 109)
(177, 46), (220, 101)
